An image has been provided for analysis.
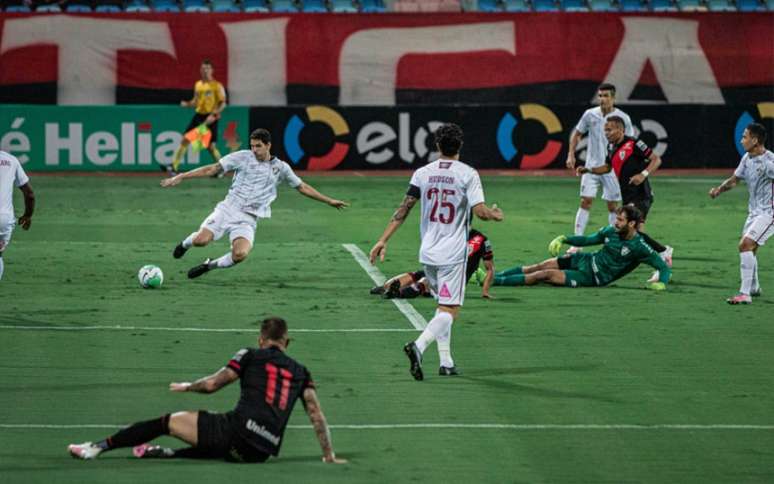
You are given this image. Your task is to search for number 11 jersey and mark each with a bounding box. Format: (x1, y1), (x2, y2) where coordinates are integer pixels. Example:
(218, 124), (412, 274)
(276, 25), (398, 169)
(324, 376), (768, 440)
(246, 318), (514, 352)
(408, 159), (485, 266)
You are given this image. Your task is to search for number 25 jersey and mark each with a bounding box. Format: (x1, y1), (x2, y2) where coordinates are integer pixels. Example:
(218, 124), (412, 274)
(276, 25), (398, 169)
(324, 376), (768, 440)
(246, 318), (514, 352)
(408, 159), (485, 266)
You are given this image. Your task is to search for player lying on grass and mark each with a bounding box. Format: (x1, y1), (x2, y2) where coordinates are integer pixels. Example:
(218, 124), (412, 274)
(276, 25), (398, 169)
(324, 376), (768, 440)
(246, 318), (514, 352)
(68, 317), (346, 464)
(370, 228), (495, 299)
(486, 205), (671, 290)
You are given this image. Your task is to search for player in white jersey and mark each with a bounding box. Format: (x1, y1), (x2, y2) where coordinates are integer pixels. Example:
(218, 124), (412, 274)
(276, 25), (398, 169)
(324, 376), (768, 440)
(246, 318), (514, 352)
(566, 83), (634, 237)
(161, 129), (349, 279)
(710, 123), (774, 305)
(0, 151), (35, 281)
(369, 124), (503, 380)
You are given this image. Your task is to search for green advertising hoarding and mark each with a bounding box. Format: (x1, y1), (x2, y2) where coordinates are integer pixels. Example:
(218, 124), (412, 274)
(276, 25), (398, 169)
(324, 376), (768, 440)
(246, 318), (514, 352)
(0, 105), (249, 171)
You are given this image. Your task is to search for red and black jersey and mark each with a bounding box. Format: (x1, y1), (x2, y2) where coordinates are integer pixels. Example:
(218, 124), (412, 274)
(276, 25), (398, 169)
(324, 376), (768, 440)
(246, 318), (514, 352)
(605, 136), (654, 203)
(226, 347), (314, 456)
(465, 229), (493, 281)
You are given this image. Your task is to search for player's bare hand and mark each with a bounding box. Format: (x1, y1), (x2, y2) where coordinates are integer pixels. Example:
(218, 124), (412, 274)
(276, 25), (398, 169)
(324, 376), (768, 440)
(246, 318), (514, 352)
(575, 166), (587, 177)
(629, 174), (646, 186)
(18, 215), (31, 230)
(329, 199), (349, 210)
(491, 204), (504, 221)
(482, 292), (494, 299)
(160, 175), (182, 188)
(565, 155), (576, 170)
(169, 382), (191, 392)
(205, 114), (219, 125)
(369, 241), (386, 264)
(322, 454), (347, 464)
(179, 100), (188, 107)
(709, 187), (721, 199)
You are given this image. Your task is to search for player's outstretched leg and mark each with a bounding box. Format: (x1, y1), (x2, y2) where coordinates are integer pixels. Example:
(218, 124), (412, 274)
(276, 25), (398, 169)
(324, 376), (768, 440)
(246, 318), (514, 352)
(188, 258), (213, 279)
(403, 342), (424, 381)
(69, 414), (172, 460)
(133, 443), (175, 458)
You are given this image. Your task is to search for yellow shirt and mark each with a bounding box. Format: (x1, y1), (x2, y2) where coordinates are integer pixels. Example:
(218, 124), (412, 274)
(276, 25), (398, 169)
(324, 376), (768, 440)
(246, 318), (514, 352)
(193, 80), (225, 115)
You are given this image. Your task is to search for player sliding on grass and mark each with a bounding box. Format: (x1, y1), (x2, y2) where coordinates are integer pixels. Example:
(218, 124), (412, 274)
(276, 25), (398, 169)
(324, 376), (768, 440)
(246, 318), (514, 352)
(486, 205), (670, 290)
(370, 228), (495, 299)
(68, 317), (346, 464)
(161, 128), (348, 279)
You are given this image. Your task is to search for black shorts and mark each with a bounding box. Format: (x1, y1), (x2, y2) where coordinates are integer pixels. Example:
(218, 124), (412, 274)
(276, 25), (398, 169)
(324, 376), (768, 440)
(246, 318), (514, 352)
(185, 113), (218, 143)
(197, 411), (269, 463)
(623, 197), (653, 222)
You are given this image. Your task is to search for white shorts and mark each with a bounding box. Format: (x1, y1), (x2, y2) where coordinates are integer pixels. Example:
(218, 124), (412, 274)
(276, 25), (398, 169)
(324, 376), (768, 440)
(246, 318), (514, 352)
(423, 262), (467, 307)
(0, 214), (15, 252)
(743, 214), (774, 246)
(199, 202), (257, 246)
(580, 172), (622, 201)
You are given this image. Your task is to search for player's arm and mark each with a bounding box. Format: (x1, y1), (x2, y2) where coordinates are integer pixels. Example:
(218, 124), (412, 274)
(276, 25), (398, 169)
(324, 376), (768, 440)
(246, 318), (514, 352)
(169, 366), (238, 394)
(181, 89), (197, 108)
(576, 163), (611, 176)
(302, 387), (347, 464)
(472, 202), (503, 221)
(709, 175), (740, 199)
(17, 183), (35, 230)
(566, 129), (582, 169)
(369, 192), (418, 263)
(160, 162), (224, 187)
(481, 258), (495, 298)
(296, 182), (349, 209)
(206, 85), (227, 125)
(642, 251), (671, 288)
(630, 151), (662, 186)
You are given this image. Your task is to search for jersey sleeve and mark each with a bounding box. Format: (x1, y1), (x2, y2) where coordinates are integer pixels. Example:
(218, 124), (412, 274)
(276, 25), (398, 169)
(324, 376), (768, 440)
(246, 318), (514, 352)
(634, 139), (653, 159)
(764, 155), (774, 179)
(638, 244), (672, 284)
(216, 82), (227, 104)
(14, 159), (29, 187)
(575, 110), (591, 134)
(302, 367), (316, 391)
(218, 152), (240, 173)
(467, 171), (485, 207)
(280, 161), (303, 188)
(226, 348), (251, 376)
(566, 226), (610, 246)
(407, 170), (421, 198)
(733, 155), (747, 179)
(623, 113), (635, 137)
(482, 238), (494, 260)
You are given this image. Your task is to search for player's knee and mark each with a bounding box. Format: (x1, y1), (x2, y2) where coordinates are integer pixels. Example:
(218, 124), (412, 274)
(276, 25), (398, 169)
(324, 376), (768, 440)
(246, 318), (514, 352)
(232, 248), (249, 262)
(739, 239), (757, 252)
(192, 234), (210, 247)
(580, 198), (593, 210)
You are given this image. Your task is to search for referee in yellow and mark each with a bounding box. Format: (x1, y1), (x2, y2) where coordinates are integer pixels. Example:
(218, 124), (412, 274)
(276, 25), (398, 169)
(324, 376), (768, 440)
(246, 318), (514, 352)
(170, 59), (227, 174)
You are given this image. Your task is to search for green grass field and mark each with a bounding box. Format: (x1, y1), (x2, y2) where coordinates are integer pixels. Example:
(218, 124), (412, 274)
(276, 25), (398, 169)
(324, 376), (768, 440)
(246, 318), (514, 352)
(2, 174), (773, 484)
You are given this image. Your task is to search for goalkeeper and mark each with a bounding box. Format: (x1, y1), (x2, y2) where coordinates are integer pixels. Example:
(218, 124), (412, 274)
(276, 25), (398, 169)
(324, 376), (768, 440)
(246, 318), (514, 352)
(490, 205), (670, 290)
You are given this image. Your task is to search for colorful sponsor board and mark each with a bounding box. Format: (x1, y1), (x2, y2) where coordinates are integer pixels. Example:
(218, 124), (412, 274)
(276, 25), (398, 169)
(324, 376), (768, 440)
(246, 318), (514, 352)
(0, 105), (248, 171)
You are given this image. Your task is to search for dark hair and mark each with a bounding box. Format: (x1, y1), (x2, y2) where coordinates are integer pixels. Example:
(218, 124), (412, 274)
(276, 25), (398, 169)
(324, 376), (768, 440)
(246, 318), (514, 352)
(598, 83), (616, 96)
(618, 204), (642, 224)
(746, 123), (767, 146)
(261, 317), (288, 341)
(605, 116), (626, 129)
(250, 128), (272, 144)
(202, 59), (213, 66)
(434, 123), (464, 157)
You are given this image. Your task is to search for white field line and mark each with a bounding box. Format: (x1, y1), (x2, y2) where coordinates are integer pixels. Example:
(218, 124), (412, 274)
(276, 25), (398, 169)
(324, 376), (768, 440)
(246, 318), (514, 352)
(342, 244), (427, 330)
(0, 325), (415, 333)
(2, 423), (773, 431)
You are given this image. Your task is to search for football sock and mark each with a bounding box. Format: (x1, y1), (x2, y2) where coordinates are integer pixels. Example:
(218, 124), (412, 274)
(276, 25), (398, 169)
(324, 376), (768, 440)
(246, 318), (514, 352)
(574, 207), (589, 235)
(608, 210), (617, 226)
(209, 253), (235, 269)
(436, 323), (454, 368)
(739, 251), (755, 295)
(415, 310), (453, 353)
(638, 231), (667, 253)
(182, 232), (197, 249)
(98, 414), (170, 450)
(752, 257), (760, 292)
(494, 274), (525, 286)
(172, 145), (186, 171)
(209, 145), (222, 162)
(497, 265), (523, 278)
(0, 254), (4, 281)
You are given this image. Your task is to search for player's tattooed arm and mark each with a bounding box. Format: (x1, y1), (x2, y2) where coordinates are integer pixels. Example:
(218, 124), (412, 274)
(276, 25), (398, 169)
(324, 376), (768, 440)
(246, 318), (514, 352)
(709, 175), (739, 198)
(169, 367), (238, 394)
(303, 388), (346, 464)
(391, 195), (417, 222)
(370, 193), (418, 264)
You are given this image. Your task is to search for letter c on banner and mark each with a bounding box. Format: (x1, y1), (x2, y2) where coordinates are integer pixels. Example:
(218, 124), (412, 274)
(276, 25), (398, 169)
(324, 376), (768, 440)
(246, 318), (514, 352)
(497, 104), (563, 169)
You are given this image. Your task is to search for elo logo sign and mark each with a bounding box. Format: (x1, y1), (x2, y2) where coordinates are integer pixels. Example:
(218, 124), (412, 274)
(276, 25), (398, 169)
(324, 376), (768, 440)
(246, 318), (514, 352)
(284, 106), (350, 171)
(497, 104), (563, 169)
(735, 103), (774, 156)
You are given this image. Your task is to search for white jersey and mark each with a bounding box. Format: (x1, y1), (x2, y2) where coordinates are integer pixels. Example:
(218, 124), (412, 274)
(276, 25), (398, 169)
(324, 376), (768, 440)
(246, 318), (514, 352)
(734, 149), (774, 217)
(0, 151), (29, 216)
(575, 107), (634, 168)
(409, 159), (485, 266)
(218, 151), (302, 218)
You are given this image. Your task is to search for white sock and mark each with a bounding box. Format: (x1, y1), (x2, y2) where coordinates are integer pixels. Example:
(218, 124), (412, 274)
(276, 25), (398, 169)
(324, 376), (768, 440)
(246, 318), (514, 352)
(608, 210), (617, 226)
(0, 256), (4, 281)
(436, 323), (454, 368)
(210, 253), (235, 269)
(415, 310), (453, 354)
(181, 232), (197, 249)
(752, 257), (760, 293)
(574, 208), (590, 235)
(739, 251), (755, 295)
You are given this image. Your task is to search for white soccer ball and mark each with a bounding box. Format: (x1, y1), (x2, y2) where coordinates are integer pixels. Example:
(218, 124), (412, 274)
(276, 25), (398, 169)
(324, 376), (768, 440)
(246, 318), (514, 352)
(138, 264), (164, 289)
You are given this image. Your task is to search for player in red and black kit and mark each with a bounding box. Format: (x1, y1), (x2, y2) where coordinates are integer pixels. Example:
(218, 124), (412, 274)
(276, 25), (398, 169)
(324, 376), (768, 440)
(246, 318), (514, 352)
(370, 228), (495, 299)
(67, 317), (346, 464)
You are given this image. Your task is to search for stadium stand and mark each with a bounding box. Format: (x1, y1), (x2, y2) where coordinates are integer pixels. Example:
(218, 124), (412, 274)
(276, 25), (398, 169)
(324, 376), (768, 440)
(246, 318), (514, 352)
(330, 0), (357, 11)
(619, 0), (647, 11)
(359, 0), (387, 11)
(211, 0), (240, 11)
(302, 0), (328, 11)
(184, 0), (210, 11)
(562, 0), (588, 10)
(650, 0), (677, 10)
(737, 0), (764, 9)
(271, 0), (299, 10)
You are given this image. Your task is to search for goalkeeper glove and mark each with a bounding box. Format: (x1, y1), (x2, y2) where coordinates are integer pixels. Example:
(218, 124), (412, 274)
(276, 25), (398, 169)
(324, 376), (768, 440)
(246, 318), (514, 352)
(646, 282), (666, 291)
(548, 235), (568, 257)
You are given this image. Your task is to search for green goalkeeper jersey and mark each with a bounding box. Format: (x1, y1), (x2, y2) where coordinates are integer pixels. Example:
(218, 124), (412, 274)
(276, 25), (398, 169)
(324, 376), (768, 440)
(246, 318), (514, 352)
(566, 226), (671, 285)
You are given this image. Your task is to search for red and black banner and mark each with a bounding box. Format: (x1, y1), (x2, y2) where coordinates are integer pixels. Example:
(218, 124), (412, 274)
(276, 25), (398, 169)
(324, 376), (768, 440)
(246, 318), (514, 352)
(0, 13), (771, 106)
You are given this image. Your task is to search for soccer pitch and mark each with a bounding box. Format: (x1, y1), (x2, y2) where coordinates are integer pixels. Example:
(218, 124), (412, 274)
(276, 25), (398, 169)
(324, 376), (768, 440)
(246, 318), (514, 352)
(2, 174), (773, 484)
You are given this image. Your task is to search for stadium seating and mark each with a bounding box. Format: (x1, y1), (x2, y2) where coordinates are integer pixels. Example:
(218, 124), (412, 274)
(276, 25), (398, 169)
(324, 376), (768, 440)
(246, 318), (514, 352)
(4, 3), (32, 11)
(650, 0), (677, 9)
(242, 0), (269, 11)
(502, 0), (529, 9)
(737, 0), (764, 9)
(678, 0), (706, 10)
(152, 0), (181, 10)
(589, 0), (615, 9)
(330, 0), (357, 10)
(532, 0), (559, 10)
(211, 0), (240, 10)
(301, 0), (328, 10)
(620, 0), (647, 11)
(94, 3), (123, 11)
(359, 0), (387, 11)
(562, 0), (588, 10)
(184, 0), (210, 11)
(271, 0), (298, 10)
(476, 0), (503, 9)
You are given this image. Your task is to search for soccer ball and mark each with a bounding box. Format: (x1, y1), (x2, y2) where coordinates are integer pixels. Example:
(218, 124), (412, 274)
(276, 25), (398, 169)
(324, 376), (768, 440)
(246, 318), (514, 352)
(138, 264), (164, 289)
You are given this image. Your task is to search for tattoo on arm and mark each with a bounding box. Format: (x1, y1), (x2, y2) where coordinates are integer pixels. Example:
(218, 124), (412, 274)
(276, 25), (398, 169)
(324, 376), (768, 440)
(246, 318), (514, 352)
(188, 367), (237, 393)
(391, 196), (417, 222)
(304, 389), (334, 456)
